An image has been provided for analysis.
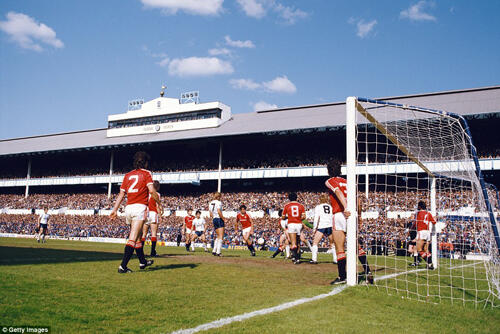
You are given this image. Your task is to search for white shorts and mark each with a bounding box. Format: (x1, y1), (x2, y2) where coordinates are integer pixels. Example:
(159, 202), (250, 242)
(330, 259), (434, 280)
(280, 221), (288, 230)
(333, 212), (347, 232)
(417, 230), (431, 241)
(125, 204), (147, 225)
(242, 227), (251, 236)
(287, 223), (302, 234)
(146, 211), (158, 225)
(186, 228), (192, 234)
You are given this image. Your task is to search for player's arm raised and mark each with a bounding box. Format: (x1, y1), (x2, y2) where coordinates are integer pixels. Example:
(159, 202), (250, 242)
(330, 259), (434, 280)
(110, 190), (126, 219)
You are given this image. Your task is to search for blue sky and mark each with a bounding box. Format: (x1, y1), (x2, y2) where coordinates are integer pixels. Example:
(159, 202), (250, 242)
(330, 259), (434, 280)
(0, 0), (499, 140)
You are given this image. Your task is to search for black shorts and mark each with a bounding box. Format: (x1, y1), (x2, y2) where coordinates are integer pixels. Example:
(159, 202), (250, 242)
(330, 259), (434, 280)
(213, 218), (224, 229)
(40, 224), (48, 231)
(409, 240), (416, 246)
(195, 231), (203, 237)
(317, 227), (333, 236)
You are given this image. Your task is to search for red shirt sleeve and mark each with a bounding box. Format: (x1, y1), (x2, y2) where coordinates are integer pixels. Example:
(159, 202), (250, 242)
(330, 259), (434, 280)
(120, 174), (129, 193)
(145, 171), (153, 186)
(325, 178), (340, 193)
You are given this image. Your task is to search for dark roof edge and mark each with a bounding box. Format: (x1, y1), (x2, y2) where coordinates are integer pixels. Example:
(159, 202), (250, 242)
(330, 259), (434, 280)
(257, 85), (500, 114)
(0, 127), (108, 143)
(2, 85), (499, 141)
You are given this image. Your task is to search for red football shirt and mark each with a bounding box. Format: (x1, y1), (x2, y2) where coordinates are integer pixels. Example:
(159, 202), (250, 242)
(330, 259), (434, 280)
(237, 213), (252, 229)
(148, 192), (160, 213)
(184, 215), (194, 229)
(416, 210), (436, 231)
(120, 169), (153, 206)
(325, 177), (347, 214)
(282, 201), (305, 224)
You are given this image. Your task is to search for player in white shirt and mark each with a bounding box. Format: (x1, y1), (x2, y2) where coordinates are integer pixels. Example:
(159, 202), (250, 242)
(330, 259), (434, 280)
(271, 209), (290, 259)
(37, 207), (50, 243)
(191, 210), (209, 252)
(209, 192), (225, 256)
(310, 195), (335, 264)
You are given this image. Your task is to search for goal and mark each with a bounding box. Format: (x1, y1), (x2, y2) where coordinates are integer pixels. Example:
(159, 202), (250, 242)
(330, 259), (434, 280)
(345, 96), (500, 307)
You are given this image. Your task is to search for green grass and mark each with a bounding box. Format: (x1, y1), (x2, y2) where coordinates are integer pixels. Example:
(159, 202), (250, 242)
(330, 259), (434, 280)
(0, 238), (498, 333)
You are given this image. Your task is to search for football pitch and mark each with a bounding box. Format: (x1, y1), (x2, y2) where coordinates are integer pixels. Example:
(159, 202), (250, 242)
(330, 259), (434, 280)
(0, 238), (499, 333)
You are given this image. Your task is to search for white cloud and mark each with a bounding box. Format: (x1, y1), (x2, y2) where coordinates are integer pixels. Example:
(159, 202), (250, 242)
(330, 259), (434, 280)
(262, 75), (296, 94)
(230, 75), (297, 93)
(254, 101), (278, 111)
(208, 47), (231, 56)
(168, 56), (233, 77)
(230, 78), (260, 90)
(140, 0), (224, 16)
(236, 1), (308, 25)
(157, 57), (170, 67)
(274, 3), (308, 24)
(356, 19), (377, 38)
(400, 1), (436, 21)
(0, 12), (63, 51)
(236, 0), (266, 19)
(224, 35), (255, 48)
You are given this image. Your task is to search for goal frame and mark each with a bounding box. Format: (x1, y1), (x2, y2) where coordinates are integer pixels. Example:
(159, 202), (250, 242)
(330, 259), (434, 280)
(345, 96), (500, 286)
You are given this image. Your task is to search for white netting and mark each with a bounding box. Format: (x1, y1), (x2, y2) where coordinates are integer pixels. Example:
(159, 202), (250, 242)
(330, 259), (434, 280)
(352, 99), (500, 307)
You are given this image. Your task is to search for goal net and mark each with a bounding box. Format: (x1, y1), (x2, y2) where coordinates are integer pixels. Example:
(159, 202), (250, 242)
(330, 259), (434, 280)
(345, 97), (500, 307)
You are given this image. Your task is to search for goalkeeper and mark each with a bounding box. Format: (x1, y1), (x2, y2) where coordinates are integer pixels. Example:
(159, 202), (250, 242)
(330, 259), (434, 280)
(325, 160), (373, 285)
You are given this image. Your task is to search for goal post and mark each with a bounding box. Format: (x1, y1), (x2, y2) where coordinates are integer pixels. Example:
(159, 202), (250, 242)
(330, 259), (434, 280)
(345, 96), (500, 306)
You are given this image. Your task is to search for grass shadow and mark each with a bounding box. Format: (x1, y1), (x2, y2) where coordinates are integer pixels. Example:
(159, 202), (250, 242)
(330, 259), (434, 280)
(146, 263), (198, 271)
(0, 246), (123, 266)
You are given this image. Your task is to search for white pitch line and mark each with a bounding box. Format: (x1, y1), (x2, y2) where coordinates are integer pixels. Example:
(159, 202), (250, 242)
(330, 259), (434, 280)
(170, 266), (438, 334)
(170, 285), (347, 334)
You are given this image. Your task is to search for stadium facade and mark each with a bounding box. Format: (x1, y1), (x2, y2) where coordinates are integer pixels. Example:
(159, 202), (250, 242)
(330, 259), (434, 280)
(0, 85), (499, 200)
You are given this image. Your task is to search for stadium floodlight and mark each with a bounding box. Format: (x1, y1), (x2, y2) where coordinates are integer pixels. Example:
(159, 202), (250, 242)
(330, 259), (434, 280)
(180, 91), (200, 104)
(345, 96), (500, 307)
(127, 98), (144, 111)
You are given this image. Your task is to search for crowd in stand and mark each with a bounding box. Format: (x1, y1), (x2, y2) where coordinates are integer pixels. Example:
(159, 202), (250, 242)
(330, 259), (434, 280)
(1, 189), (495, 213)
(0, 186), (498, 252)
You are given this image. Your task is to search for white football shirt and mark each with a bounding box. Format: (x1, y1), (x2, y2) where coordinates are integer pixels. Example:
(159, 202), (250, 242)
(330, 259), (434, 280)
(193, 217), (206, 232)
(314, 204), (333, 229)
(209, 200), (222, 218)
(39, 213), (50, 225)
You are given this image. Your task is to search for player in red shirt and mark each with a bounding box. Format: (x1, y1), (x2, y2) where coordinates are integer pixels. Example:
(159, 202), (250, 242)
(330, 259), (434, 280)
(282, 192), (306, 264)
(183, 208), (195, 252)
(141, 180), (161, 257)
(325, 160), (373, 285)
(410, 201), (436, 269)
(110, 151), (162, 274)
(236, 205), (256, 256)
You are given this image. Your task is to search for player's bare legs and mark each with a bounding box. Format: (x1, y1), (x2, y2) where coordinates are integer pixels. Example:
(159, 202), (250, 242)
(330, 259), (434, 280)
(200, 233), (208, 252)
(310, 230), (324, 264)
(150, 222), (158, 257)
(141, 223), (149, 254)
(215, 227), (224, 256)
(288, 232), (299, 262)
(37, 225), (43, 243)
(241, 228), (256, 256)
(331, 230), (346, 284)
(273, 232), (289, 258)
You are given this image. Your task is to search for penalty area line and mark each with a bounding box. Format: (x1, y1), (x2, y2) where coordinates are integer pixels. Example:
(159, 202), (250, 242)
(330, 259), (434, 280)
(170, 268), (426, 334)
